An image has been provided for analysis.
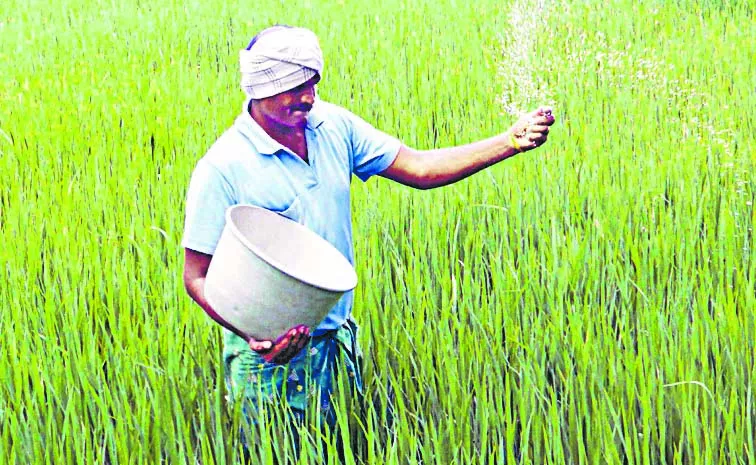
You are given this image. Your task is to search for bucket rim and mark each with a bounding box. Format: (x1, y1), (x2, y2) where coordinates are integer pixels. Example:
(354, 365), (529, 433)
(224, 204), (358, 293)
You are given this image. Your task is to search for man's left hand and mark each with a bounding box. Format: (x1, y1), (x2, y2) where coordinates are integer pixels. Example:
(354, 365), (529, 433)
(508, 107), (555, 152)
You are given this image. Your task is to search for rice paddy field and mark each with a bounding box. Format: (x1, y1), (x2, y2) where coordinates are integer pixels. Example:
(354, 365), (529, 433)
(2, 0), (755, 463)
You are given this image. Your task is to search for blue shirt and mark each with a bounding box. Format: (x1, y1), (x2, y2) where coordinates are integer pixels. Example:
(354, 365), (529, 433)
(181, 98), (401, 334)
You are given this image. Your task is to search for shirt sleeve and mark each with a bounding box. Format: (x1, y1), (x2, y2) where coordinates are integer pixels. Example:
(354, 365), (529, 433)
(348, 111), (402, 182)
(181, 159), (235, 255)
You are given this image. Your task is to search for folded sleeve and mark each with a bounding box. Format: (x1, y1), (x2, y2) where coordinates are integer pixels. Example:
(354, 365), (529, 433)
(348, 111), (402, 182)
(180, 159), (235, 255)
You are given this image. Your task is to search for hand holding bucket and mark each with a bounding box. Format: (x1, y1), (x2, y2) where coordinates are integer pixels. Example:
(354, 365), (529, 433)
(204, 205), (358, 348)
(249, 324), (310, 364)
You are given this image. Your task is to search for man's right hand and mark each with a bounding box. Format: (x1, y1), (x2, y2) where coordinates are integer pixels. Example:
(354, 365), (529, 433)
(249, 324), (311, 365)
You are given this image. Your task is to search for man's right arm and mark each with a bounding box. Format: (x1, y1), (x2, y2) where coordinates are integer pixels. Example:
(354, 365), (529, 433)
(183, 247), (311, 361)
(182, 248), (256, 342)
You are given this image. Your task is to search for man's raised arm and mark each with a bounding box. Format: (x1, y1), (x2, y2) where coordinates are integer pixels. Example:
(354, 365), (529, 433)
(380, 107), (554, 189)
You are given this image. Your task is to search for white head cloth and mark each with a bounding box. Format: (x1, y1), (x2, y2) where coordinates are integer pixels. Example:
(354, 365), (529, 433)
(239, 26), (324, 99)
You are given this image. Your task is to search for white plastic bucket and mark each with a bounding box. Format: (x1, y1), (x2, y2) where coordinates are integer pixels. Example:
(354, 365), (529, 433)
(204, 204), (358, 341)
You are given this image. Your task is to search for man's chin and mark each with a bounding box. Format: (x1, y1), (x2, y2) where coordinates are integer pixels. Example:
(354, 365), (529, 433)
(271, 118), (306, 130)
(287, 113), (309, 128)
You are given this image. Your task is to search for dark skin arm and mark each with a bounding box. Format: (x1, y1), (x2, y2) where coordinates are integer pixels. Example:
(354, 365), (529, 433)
(380, 107), (554, 189)
(183, 248), (310, 364)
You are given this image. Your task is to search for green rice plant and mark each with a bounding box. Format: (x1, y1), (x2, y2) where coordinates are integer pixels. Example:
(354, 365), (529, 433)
(1, 0), (754, 463)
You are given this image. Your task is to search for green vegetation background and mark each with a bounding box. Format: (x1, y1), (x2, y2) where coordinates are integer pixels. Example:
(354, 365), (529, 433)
(1, 0), (754, 463)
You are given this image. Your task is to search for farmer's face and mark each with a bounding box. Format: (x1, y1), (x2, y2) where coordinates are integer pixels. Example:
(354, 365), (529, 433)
(254, 74), (320, 130)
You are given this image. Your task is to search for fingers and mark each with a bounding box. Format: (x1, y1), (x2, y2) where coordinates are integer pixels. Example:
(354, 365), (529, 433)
(526, 132), (546, 149)
(261, 340), (287, 364)
(526, 107), (555, 126)
(528, 124), (550, 136)
(259, 325), (311, 364)
(273, 325), (310, 363)
(248, 337), (273, 352)
(509, 107), (555, 153)
(528, 114), (555, 127)
(510, 124), (549, 151)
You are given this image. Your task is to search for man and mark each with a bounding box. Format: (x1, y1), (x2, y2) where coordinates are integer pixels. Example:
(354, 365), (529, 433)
(182, 24), (554, 455)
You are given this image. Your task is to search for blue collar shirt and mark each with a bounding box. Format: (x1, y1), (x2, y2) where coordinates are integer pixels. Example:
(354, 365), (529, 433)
(182, 98), (401, 334)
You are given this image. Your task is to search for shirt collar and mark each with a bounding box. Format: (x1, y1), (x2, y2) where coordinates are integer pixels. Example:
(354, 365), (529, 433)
(235, 97), (325, 156)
